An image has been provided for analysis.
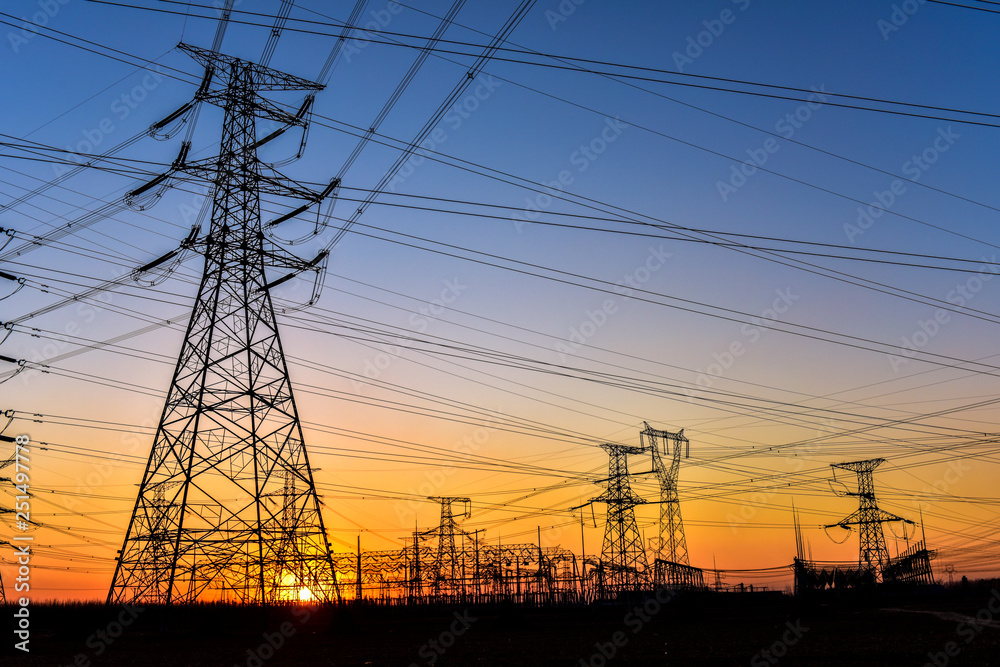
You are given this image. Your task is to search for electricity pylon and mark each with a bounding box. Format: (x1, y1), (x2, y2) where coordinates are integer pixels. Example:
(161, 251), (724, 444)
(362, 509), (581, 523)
(826, 458), (913, 582)
(593, 444), (648, 593)
(1, 431), (16, 604)
(425, 496), (470, 594)
(108, 44), (339, 604)
(640, 422), (690, 565)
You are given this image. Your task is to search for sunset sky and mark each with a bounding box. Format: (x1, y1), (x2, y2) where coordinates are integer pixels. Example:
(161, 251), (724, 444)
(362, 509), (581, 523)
(1, 0), (999, 600)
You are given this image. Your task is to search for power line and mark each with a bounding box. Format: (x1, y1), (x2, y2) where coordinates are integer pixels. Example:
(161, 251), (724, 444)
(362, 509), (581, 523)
(84, 1), (1000, 128)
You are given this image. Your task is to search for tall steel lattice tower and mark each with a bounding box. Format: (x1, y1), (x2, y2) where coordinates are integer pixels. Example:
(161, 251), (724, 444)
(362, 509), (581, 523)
(640, 422), (690, 565)
(426, 496), (470, 593)
(108, 44), (339, 604)
(1, 432), (18, 604)
(826, 458), (913, 582)
(593, 444), (648, 593)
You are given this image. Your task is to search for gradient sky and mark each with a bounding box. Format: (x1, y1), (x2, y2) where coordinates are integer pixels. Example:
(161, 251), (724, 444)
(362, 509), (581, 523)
(1, 0), (999, 600)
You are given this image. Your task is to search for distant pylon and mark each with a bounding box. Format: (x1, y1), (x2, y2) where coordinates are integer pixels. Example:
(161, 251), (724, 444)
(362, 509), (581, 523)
(640, 422), (689, 565)
(593, 444), (648, 593)
(825, 458), (913, 582)
(426, 496), (470, 594)
(108, 44), (338, 604)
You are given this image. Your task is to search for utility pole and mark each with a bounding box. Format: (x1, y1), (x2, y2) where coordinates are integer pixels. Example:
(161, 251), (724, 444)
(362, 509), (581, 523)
(356, 534), (362, 602)
(108, 43), (339, 605)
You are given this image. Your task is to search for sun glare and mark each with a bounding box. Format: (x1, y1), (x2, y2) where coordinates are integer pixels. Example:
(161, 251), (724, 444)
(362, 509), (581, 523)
(277, 572), (311, 602)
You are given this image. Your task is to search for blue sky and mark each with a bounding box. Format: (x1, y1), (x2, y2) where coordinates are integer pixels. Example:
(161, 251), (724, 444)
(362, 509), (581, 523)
(2, 0), (999, 597)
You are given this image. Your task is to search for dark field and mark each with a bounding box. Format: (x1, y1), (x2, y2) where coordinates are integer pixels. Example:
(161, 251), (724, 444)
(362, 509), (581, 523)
(4, 589), (999, 666)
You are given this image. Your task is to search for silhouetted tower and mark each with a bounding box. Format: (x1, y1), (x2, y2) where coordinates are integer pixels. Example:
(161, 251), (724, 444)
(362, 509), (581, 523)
(1, 432), (16, 605)
(640, 422), (690, 565)
(427, 496), (470, 593)
(826, 458), (913, 582)
(593, 444), (648, 593)
(108, 44), (339, 604)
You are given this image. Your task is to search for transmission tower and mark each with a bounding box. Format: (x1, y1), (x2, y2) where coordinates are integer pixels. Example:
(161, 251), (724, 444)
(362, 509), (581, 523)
(108, 44), (340, 604)
(425, 496), (470, 594)
(640, 422), (690, 565)
(593, 444), (648, 593)
(825, 458), (913, 582)
(1, 431), (16, 604)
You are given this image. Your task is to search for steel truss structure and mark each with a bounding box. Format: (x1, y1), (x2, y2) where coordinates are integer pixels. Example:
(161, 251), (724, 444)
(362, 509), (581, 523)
(653, 558), (705, 589)
(794, 543), (936, 595)
(825, 458), (914, 582)
(592, 443), (649, 594)
(330, 542), (585, 605)
(424, 496), (470, 596)
(328, 501), (587, 604)
(108, 44), (338, 604)
(640, 422), (690, 565)
(882, 539), (936, 586)
(1, 434), (14, 605)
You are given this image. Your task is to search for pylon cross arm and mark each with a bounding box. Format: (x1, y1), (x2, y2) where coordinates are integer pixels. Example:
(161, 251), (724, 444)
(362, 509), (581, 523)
(179, 43), (324, 92)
